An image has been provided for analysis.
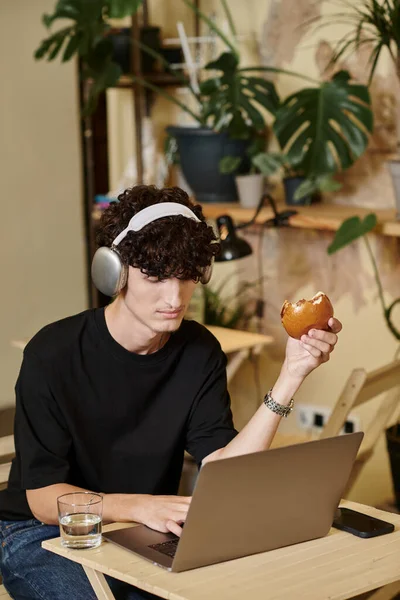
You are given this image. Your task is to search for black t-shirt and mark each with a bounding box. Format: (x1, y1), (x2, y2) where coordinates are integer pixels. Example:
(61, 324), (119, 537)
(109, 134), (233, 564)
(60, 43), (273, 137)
(0, 309), (237, 520)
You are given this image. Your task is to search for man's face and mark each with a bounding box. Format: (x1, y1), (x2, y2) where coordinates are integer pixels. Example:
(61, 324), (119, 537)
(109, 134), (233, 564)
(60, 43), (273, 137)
(123, 266), (197, 333)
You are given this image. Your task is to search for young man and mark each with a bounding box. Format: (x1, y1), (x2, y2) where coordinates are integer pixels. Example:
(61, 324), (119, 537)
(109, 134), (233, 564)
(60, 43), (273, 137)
(0, 185), (341, 600)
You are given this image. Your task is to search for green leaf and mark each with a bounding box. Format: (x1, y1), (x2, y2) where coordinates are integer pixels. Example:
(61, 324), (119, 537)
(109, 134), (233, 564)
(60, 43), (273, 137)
(219, 156), (243, 174)
(83, 60), (122, 115)
(323, 0), (400, 83)
(205, 52), (239, 74)
(199, 78), (221, 95)
(293, 178), (318, 202)
(293, 174), (342, 201)
(239, 65), (318, 85)
(62, 33), (81, 61)
(226, 112), (249, 138)
(238, 94), (265, 131)
(48, 35), (66, 60)
(245, 76), (280, 115)
(42, 4), (79, 27)
(252, 152), (287, 176)
(93, 60), (122, 90)
(273, 70), (373, 180)
(327, 214), (378, 254)
(246, 136), (266, 158)
(318, 175), (342, 193)
(86, 38), (113, 71)
(108, 0), (144, 18)
(34, 39), (53, 60)
(42, 13), (54, 28)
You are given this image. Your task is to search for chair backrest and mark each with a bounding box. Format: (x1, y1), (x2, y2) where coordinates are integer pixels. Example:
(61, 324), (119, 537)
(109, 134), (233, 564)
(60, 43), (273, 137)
(319, 358), (400, 494)
(0, 435), (14, 487)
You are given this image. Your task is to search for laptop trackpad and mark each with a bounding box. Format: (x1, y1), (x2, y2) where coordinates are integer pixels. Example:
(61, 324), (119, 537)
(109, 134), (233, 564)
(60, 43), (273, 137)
(105, 524), (176, 548)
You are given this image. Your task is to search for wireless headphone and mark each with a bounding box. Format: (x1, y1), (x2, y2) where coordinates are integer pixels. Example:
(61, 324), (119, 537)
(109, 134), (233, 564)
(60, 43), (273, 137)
(91, 202), (214, 296)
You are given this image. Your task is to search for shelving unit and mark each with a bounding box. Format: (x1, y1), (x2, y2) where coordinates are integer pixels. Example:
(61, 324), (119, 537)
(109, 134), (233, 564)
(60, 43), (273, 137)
(201, 203), (400, 238)
(81, 3), (400, 310)
(81, 0), (200, 308)
(92, 201), (400, 238)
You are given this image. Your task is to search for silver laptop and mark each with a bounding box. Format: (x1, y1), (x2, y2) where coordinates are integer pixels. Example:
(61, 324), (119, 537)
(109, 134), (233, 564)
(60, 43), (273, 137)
(103, 432), (363, 572)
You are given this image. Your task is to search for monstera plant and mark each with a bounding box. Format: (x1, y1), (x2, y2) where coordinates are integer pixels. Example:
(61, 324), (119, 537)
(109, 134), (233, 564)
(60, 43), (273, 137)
(134, 0), (281, 139)
(249, 71), (374, 201)
(34, 0), (144, 114)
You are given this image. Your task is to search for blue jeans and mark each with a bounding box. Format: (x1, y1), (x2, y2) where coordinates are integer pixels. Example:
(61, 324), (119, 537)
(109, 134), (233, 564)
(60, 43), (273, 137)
(0, 519), (160, 599)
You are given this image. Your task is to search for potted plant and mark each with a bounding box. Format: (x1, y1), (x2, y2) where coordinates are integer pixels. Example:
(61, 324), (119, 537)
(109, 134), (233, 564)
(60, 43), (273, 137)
(327, 214), (400, 509)
(157, 0), (279, 204)
(218, 70), (373, 206)
(253, 153), (342, 206)
(219, 136), (267, 209)
(35, 1), (374, 206)
(314, 0), (400, 121)
(137, 2), (371, 205)
(203, 276), (262, 330)
(34, 0), (144, 115)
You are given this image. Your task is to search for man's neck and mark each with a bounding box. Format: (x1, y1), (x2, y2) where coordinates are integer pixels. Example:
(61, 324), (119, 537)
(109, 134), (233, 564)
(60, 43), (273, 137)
(104, 297), (166, 355)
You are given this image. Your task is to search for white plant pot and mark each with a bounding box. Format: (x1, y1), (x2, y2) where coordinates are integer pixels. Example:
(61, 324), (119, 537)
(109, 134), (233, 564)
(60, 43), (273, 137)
(235, 173), (264, 208)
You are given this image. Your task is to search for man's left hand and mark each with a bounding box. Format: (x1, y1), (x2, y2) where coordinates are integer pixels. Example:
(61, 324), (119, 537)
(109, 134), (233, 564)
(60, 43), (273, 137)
(284, 317), (342, 380)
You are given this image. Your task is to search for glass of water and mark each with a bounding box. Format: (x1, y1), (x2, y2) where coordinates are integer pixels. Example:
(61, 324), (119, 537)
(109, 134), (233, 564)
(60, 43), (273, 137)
(57, 492), (103, 549)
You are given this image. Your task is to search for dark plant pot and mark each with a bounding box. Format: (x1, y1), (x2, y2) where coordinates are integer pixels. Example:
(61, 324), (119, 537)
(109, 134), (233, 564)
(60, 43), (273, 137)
(110, 27), (161, 74)
(283, 176), (312, 206)
(166, 126), (251, 203)
(386, 425), (400, 511)
(160, 46), (184, 71)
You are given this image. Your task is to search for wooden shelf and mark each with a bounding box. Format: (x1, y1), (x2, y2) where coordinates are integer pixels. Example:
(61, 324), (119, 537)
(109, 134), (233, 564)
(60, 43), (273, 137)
(92, 202), (400, 237)
(201, 202), (400, 238)
(116, 73), (186, 88)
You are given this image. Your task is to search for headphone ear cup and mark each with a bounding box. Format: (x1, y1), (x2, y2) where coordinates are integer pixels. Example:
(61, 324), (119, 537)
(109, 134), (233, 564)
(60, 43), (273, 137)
(200, 257), (214, 285)
(91, 247), (128, 297)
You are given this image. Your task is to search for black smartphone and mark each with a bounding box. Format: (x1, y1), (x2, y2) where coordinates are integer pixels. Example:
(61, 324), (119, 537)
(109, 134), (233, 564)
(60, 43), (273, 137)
(333, 507), (395, 538)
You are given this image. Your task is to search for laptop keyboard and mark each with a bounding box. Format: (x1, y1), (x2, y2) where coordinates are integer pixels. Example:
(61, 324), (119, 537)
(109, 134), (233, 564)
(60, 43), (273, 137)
(149, 538), (179, 558)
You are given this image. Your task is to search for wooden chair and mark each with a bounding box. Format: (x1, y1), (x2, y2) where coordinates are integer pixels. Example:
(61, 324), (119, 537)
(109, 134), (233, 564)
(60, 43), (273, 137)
(272, 358), (400, 600)
(273, 357), (400, 497)
(320, 357), (400, 496)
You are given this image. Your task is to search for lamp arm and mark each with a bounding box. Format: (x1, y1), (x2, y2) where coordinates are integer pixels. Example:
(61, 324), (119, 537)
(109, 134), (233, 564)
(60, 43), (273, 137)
(236, 194), (297, 230)
(235, 193), (268, 230)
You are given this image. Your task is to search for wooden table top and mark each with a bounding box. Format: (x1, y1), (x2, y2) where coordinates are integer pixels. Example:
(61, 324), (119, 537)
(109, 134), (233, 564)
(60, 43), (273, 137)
(205, 325), (273, 354)
(43, 500), (400, 600)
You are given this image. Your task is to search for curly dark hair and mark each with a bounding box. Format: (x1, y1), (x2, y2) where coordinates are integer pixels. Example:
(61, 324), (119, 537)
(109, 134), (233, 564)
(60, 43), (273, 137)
(96, 185), (220, 281)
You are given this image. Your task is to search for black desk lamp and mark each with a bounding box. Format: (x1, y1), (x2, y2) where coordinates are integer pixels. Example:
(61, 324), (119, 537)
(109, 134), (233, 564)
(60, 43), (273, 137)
(215, 193), (297, 262)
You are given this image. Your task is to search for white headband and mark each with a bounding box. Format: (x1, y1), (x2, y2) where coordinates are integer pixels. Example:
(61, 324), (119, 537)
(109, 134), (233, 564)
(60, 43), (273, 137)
(112, 202), (201, 247)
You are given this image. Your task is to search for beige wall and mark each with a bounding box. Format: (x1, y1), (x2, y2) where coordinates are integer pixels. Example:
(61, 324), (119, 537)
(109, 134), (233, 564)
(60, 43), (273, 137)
(0, 0), (87, 410)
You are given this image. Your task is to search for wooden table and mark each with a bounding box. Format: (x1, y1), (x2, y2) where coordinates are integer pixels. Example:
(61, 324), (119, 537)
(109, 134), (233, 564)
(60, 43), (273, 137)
(205, 326), (272, 383)
(42, 500), (400, 600)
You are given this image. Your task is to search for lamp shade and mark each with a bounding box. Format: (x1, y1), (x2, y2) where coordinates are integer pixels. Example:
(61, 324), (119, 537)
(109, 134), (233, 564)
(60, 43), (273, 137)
(215, 215), (252, 262)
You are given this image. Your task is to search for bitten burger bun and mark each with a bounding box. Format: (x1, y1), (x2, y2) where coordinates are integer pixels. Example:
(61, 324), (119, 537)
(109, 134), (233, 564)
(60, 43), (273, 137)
(280, 292), (334, 340)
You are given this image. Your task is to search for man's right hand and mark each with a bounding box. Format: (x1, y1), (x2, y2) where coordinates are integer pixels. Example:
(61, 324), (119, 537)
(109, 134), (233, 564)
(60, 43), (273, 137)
(27, 485), (192, 536)
(124, 494), (192, 537)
